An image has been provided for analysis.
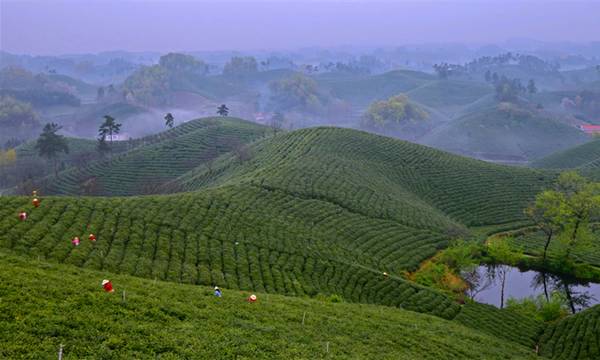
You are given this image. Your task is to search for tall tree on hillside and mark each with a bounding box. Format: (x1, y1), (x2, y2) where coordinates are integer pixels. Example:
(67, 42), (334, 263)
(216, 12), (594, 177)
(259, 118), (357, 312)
(35, 123), (69, 177)
(96, 136), (110, 158)
(270, 111), (285, 134)
(164, 112), (174, 128)
(484, 70), (492, 82)
(525, 191), (563, 268)
(527, 79), (538, 96)
(98, 115), (122, 154)
(217, 104), (229, 117)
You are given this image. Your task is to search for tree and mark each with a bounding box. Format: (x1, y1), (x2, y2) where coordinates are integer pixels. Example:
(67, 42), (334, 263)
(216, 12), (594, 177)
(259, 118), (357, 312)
(216, 104), (229, 117)
(98, 115), (122, 154)
(223, 56), (258, 76)
(164, 112), (174, 128)
(269, 74), (327, 114)
(526, 191), (563, 266)
(484, 70), (492, 82)
(554, 172), (600, 261)
(527, 79), (538, 96)
(96, 136), (110, 158)
(96, 86), (105, 101)
(361, 94), (428, 131)
(35, 123), (69, 177)
(270, 111), (284, 134)
(528, 172), (600, 268)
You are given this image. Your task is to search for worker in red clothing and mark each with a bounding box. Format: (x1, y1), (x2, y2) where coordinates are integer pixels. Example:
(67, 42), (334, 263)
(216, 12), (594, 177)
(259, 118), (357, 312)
(89, 233), (97, 242)
(18, 211), (27, 221)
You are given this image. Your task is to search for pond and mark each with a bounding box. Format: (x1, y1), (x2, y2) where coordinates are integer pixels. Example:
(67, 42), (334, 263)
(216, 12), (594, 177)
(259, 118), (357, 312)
(467, 265), (600, 312)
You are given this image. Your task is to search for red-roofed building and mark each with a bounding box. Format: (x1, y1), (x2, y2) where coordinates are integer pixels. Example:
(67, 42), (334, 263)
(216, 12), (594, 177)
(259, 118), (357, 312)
(579, 124), (600, 135)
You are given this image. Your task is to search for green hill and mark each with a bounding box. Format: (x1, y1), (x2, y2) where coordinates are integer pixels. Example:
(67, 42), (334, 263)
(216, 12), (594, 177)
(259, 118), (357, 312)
(172, 126), (551, 227)
(539, 304), (600, 359)
(422, 105), (588, 161)
(406, 80), (493, 112)
(2, 123), (590, 356)
(34, 117), (268, 196)
(316, 70), (435, 106)
(0, 252), (536, 359)
(531, 139), (600, 169)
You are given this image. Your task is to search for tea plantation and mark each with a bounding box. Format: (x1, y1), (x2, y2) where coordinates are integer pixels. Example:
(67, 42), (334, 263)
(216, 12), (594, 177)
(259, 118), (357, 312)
(2, 121), (595, 358)
(19, 117), (268, 196)
(0, 253), (538, 359)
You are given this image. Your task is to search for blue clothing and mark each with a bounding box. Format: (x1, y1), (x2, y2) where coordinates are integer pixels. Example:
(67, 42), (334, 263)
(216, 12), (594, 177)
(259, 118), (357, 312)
(214, 290), (222, 297)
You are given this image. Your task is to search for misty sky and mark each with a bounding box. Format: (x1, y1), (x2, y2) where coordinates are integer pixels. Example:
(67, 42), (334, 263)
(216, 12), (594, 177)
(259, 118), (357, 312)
(1, 0), (599, 55)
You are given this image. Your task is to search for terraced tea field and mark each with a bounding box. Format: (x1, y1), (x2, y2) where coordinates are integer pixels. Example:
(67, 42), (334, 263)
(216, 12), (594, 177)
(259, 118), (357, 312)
(539, 304), (600, 359)
(0, 253), (538, 359)
(4, 122), (593, 358)
(35, 117), (268, 196)
(531, 139), (600, 170)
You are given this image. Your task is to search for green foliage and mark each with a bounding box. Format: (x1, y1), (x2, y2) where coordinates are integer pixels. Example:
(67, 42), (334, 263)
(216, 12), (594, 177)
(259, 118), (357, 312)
(361, 94), (428, 131)
(453, 301), (544, 348)
(0, 253), (535, 359)
(0, 95), (39, 130)
(486, 237), (522, 265)
(269, 73), (328, 114)
(437, 240), (482, 272)
(423, 105), (587, 161)
(38, 117), (265, 196)
(506, 292), (569, 323)
(535, 139), (600, 169)
(159, 53), (208, 75)
(122, 65), (170, 106)
(35, 123), (69, 174)
(539, 303), (600, 359)
(223, 56), (258, 76)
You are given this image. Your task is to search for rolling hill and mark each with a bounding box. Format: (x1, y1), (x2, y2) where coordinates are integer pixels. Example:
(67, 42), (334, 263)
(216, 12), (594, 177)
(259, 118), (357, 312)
(3, 120), (599, 357)
(0, 252), (538, 359)
(316, 70), (436, 107)
(29, 117), (268, 196)
(0, 124), (553, 314)
(531, 139), (600, 169)
(405, 79), (493, 114)
(421, 104), (588, 162)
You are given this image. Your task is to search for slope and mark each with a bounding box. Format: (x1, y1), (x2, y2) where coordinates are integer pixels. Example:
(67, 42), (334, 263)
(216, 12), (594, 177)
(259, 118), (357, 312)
(531, 139), (600, 169)
(172, 126), (552, 227)
(539, 304), (600, 359)
(421, 105), (588, 161)
(36, 117), (268, 196)
(0, 252), (536, 360)
(316, 70), (435, 107)
(405, 79), (493, 113)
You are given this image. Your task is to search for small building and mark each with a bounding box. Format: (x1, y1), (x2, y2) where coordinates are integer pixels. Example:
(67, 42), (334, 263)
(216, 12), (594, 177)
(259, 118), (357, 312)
(579, 124), (600, 135)
(105, 133), (130, 141)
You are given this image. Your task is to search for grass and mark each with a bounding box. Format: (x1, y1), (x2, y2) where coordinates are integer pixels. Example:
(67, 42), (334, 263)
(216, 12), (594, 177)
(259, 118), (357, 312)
(0, 252), (537, 359)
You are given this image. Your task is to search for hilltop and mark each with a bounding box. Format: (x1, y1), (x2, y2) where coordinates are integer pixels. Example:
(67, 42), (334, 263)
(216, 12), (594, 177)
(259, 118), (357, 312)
(531, 138), (600, 169)
(21, 117), (268, 196)
(422, 104), (588, 162)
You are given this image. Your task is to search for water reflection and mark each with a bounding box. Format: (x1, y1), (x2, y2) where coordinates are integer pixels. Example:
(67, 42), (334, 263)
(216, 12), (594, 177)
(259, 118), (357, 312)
(465, 265), (600, 312)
